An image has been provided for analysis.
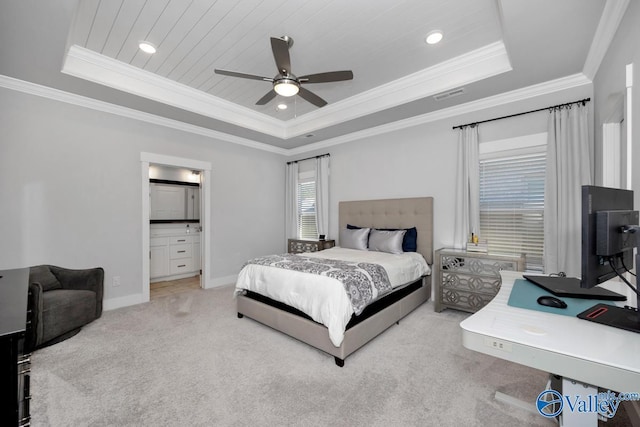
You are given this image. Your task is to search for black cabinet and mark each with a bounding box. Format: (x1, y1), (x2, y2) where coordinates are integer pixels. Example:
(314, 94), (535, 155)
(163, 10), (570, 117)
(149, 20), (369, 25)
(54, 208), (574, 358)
(0, 269), (31, 426)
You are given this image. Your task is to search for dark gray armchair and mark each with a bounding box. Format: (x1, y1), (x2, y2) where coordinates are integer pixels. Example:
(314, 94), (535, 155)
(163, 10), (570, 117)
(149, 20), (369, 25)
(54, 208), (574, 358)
(27, 265), (104, 350)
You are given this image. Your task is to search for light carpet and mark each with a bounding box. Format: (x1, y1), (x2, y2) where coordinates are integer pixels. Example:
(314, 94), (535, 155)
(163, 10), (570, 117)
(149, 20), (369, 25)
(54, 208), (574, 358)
(30, 285), (630, 426)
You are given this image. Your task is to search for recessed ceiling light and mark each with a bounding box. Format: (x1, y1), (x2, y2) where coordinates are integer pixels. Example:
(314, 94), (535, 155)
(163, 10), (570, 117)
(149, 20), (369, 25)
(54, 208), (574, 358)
(425, 30), (443, 45)
(277, 103), (288, 110)
(138, 41), (157, 54)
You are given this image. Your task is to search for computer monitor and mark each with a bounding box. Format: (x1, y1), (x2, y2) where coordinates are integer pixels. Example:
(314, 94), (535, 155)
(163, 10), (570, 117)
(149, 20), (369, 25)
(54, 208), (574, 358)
(578, 185), (640, 334)
(580, 185), (637, 289)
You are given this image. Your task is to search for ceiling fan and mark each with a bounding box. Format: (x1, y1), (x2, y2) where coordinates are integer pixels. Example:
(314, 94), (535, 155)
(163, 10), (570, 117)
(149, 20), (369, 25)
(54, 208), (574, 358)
(214, 36), (353, 108)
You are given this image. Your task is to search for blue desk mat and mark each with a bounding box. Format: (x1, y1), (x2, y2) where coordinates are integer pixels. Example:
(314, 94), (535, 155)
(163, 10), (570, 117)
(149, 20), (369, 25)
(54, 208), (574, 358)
(508, 279), (616, 317)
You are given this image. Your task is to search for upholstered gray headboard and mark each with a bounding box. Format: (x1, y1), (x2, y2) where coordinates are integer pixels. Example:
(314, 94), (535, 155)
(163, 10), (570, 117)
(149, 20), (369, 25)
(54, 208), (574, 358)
(338, 197), (434, 265)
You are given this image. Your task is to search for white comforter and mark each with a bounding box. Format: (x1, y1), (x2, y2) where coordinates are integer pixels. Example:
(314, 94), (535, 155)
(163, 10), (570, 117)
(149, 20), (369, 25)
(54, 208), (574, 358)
(234, 247), (431, 347)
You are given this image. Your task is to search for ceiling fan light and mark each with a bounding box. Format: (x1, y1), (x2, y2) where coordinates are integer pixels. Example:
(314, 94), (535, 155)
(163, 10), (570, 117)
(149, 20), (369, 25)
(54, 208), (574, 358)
(274, 79), (300, 97)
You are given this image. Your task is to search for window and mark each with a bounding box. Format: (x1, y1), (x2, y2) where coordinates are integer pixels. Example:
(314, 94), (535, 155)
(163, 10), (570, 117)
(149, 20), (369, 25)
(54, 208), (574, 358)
(297, 173), (317, 240)
(479, 133), (546, 271)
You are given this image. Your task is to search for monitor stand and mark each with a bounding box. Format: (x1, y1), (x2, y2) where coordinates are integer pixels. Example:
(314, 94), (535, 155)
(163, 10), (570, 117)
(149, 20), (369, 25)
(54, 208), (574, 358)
(577, 304), (640, 333)
(577, 253), (640, 334)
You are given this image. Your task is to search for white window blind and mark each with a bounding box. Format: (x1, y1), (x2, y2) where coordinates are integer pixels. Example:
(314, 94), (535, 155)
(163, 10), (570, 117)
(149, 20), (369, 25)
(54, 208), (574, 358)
(479, 136), (546, 272)
(297, 178), (317, 240)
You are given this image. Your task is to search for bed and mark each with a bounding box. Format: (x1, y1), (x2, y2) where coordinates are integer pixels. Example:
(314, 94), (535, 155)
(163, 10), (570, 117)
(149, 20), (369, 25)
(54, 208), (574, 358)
(235, 197), (434, 366)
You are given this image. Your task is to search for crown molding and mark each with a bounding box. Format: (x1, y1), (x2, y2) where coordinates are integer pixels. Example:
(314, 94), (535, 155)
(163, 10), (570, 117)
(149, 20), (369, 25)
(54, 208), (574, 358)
(62, 42), (512, 143)
(582, 0), (630, 80)
(1, 71), (592, 159)
(0, 74), (288, 155)
(284, 41), (512, 139)
(62, 45), (287, 139)
(287, 73), (592, 156)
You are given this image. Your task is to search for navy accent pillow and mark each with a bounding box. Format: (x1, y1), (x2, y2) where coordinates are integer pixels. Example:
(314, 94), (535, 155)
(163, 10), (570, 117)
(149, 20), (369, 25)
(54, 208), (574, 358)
(347, 224), (417, 252)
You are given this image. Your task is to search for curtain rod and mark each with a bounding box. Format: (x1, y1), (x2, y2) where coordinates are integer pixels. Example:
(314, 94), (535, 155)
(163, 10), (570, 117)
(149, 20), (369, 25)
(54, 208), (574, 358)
(452, 98), (591, 130)
(286, 153), (330, 165)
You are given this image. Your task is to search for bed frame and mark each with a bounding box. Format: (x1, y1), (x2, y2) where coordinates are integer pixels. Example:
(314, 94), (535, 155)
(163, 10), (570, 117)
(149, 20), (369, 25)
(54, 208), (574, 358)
(236, 197), (434, 366)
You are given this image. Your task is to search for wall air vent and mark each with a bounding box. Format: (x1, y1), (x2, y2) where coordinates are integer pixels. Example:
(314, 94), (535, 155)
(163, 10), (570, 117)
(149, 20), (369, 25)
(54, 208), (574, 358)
(433, 88), (465, 101)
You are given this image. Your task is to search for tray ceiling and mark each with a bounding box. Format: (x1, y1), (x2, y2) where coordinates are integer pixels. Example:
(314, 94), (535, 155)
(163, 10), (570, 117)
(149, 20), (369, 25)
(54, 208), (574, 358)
(0, 0), (618, 150)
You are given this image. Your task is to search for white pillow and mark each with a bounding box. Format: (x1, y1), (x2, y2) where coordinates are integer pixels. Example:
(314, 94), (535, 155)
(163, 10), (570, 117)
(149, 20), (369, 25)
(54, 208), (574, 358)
(368, 229), (406, 254)
(339, 227), (370, 250)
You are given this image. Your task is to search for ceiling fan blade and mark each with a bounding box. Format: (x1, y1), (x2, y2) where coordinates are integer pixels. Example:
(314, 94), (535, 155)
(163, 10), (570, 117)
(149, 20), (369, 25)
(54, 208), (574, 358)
(214, 69), (272, 82)
(298, 71), (353, 83)
(256, 90), (277, 105)
(270, 37), (291, 75)
(298, 87), (327, 108)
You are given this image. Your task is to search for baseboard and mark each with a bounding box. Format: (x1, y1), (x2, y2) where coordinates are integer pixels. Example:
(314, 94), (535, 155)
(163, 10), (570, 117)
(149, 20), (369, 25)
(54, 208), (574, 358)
(205, 274), (237, 289)
(103, 293), (146, 311)
(102, 275), (235, 310)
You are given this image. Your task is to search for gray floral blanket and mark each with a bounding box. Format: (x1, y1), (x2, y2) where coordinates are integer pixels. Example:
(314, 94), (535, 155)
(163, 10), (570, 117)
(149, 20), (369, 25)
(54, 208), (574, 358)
(244, 253), (392, 315)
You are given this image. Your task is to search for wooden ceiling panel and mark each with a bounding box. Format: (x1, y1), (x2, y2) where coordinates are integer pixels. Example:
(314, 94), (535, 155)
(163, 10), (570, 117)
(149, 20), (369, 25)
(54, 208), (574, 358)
(71, 0), (101, 48)
(168, 1), (251, 83)
(141, 1), (219, 75)
(84, 0), (126, 54)
(116, 0), (176, 65)
(100, 0), (147, 59)
(64, 0), (603, 125)
(70, 0), (505, 118)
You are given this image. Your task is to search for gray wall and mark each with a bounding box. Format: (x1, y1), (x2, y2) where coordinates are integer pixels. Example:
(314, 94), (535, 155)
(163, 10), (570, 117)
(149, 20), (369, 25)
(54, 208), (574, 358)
(3, 38), (619, 311)
(0, 80), (594, 310)
(297, 85), (593, 252)
(592, 0), (640, 310)
(0, 87), (285, 307)
(593, 0), (640, 200)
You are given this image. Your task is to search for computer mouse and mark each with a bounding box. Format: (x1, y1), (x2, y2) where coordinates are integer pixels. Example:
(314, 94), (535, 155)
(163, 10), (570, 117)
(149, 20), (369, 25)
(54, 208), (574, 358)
(537, 295), (568, 309)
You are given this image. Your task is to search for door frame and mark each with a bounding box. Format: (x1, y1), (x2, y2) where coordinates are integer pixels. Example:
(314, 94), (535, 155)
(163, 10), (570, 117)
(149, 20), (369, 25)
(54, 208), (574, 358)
(141, 152), (212, 302)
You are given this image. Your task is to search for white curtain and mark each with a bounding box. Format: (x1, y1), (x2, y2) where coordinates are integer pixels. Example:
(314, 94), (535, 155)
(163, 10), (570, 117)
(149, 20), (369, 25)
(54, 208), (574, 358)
(315, 156), (330, 237)
(285, 162), (299, 243)
(544, 103), (592, 276)
(453, 125), (480, 249)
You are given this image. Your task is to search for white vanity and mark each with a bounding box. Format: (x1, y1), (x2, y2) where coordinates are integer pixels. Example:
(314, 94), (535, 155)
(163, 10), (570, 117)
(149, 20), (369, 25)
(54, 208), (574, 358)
(150, 224), (201, 282)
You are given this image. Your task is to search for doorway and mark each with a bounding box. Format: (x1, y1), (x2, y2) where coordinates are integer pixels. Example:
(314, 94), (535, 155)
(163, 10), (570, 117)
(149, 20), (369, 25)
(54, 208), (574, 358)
(149, 164), (202, 297)
(140, 152), (212, 303)
(150, 276), (200, 299)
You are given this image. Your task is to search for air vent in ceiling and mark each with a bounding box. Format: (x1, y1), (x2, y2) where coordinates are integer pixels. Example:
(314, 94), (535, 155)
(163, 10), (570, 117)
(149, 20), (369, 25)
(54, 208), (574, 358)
(433, 88), (465, 101)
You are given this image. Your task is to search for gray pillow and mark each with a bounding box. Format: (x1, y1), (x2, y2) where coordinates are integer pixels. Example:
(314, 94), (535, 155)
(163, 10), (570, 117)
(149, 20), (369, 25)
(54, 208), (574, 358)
(29, 265), (62, 291)
(368, 229), (406, 254)
(339, 227), (370, 250)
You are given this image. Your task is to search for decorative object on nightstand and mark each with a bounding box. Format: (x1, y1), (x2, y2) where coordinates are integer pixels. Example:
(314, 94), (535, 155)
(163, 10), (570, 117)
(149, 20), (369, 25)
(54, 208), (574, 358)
(434, 248), (525, 313)
(466, 233), (488, 253)
(466, 240), (488, 253)
(288, 238), (335, 254)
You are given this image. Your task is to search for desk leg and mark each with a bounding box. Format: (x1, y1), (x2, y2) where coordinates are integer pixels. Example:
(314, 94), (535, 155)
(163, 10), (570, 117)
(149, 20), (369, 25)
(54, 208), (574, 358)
(560, 377), (598, 427)
(494, 391), (538, 414)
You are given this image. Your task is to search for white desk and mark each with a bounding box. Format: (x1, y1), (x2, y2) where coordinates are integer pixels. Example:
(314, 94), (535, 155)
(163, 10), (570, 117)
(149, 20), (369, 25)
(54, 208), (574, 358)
(460, 271), (640, 425)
